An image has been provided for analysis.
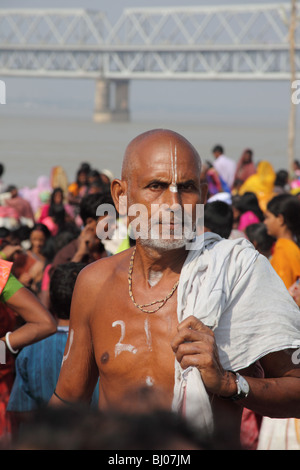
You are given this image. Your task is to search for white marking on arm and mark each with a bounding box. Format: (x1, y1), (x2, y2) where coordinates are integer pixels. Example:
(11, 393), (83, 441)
(61, 328), (74, 366)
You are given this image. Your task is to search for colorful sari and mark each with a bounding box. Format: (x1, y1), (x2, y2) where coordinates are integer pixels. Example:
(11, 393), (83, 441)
(270, 238), (300, 289)
(0, 259), (17, 442)
(239, 161), (276, 212)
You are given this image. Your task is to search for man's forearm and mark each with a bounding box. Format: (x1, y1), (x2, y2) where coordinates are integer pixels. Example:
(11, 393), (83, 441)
(236, 375), (300, 419)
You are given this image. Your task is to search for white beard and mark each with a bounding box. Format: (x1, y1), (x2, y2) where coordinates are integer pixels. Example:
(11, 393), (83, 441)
(129, 204), (202, 251)
(139, 236), (188, 251)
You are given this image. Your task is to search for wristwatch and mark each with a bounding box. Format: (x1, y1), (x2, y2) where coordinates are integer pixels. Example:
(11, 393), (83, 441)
(228, 372), (250, 401)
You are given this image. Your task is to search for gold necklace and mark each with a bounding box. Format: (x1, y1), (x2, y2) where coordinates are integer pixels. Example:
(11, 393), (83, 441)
(128, 246), (179, 314)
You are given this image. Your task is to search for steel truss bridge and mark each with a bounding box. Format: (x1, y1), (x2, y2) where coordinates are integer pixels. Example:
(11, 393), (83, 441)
(0, 3), (299, 121)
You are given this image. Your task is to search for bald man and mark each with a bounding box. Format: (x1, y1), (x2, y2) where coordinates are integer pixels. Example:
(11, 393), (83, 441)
(50, 129), (300, 448)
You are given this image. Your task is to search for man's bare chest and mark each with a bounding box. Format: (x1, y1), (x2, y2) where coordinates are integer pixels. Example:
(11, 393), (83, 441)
(91, 287), (179, 379)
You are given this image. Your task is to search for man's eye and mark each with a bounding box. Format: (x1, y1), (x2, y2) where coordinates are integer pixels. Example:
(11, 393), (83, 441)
(179, 183), (195, 191)
(149, 183), (166, 190)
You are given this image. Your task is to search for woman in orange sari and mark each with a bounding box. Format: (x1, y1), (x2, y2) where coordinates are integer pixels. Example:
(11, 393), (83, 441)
(264, 194), (300, 290)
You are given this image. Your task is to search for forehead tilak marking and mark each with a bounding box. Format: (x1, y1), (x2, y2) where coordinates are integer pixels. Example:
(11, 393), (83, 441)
(170, 142), (178, 193)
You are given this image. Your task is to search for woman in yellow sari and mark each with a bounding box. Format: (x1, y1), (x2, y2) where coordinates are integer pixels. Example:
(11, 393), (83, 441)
(239, 160), (276, 213)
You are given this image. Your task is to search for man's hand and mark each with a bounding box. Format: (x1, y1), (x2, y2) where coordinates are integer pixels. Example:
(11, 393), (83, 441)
(1, 244), (23, 260)
(71, 225), (97, 262)
(171, 315), (237, 397)
(78, 225), (96, 251)
(289, 281), (300, 307)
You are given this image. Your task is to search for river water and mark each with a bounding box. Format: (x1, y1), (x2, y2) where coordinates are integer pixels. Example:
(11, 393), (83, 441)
(0, 105), (299, 190)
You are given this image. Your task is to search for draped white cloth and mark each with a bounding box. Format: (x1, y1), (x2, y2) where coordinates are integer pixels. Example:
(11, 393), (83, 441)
(257, 417), (300, 450)
(172, 233), (300, 435)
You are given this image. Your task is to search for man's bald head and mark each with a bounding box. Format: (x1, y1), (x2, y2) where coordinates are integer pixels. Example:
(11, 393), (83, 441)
(121, 129), (202, 182)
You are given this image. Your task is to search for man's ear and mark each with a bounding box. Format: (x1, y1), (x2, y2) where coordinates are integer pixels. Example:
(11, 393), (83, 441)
(200, 183), (208, 204)
(111, 179), (128, 216)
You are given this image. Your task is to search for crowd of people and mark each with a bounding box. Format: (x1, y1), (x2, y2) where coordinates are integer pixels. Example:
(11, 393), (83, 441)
(0, 134), (300, 451)
(0, 162), (115, 446)
(202, 147), (300, 450)
(203, 145), (300, 308)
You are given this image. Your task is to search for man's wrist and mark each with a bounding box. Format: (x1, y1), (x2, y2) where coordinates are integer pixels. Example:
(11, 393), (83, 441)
(219, 371), (250, 401)
(218, 370), (238, 398)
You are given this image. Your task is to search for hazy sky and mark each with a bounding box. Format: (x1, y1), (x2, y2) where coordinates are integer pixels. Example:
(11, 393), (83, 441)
(1, 0), (298, 127)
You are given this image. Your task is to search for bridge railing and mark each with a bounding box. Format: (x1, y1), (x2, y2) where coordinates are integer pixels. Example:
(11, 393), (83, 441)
(107, 4), (296, 47)
(0, 9), (111, 46)
(0, 4), (299, 49)
(0, 5), (299, 80)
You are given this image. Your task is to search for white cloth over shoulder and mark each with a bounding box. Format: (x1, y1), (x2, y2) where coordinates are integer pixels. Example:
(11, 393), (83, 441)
(172, 233), (300, 435)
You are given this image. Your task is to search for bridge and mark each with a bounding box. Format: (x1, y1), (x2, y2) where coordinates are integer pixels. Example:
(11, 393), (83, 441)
(0, 3), (299, 121)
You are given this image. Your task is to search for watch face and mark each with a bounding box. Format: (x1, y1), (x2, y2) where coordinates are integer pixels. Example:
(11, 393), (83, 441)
(238, 374), (250, 395)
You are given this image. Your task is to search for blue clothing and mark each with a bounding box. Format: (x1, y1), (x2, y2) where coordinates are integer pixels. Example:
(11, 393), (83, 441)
(7, 326), (99, 412)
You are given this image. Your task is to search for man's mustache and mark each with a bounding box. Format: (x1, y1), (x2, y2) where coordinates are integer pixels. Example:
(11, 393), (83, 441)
(150, 207), (193, 225)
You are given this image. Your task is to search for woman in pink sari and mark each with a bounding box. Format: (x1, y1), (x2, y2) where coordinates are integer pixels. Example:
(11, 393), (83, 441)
(232, 192), (265, 233)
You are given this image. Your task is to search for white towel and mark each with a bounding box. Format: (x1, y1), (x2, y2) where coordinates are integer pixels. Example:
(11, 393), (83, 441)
(172, 233), (300, 435)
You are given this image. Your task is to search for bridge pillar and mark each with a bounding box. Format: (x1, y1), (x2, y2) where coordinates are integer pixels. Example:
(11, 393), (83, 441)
(93, 79), (130, 123)
(113, 80), (130, 121)
(93, 79), (113, 123)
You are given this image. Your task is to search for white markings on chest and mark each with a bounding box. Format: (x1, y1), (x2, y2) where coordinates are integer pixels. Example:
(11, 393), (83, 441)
(146, 376), (154, 387)
(111, 320), (157, 388)
(112, 320), (138, 357)
(111, 317), (154, 357)
(148, 270), (163, 287)
(144, 317), (152, 351)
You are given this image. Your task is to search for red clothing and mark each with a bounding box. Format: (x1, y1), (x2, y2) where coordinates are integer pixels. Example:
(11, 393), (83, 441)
(0, 260), (18, 441)
(0, 304), (17, 442)
(234, 158), (256, 185)
(37, 203), (51, 223)
(240, 408), (262, 450)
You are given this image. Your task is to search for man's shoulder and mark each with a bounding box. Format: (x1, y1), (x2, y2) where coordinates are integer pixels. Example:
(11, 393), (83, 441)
(204, 236), (260, 272)
(203, 234), (253, 253)
(77, 247), (133, 285)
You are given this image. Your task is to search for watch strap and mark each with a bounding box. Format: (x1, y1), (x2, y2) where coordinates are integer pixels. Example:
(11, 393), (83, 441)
(221, 370), (249, 401)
